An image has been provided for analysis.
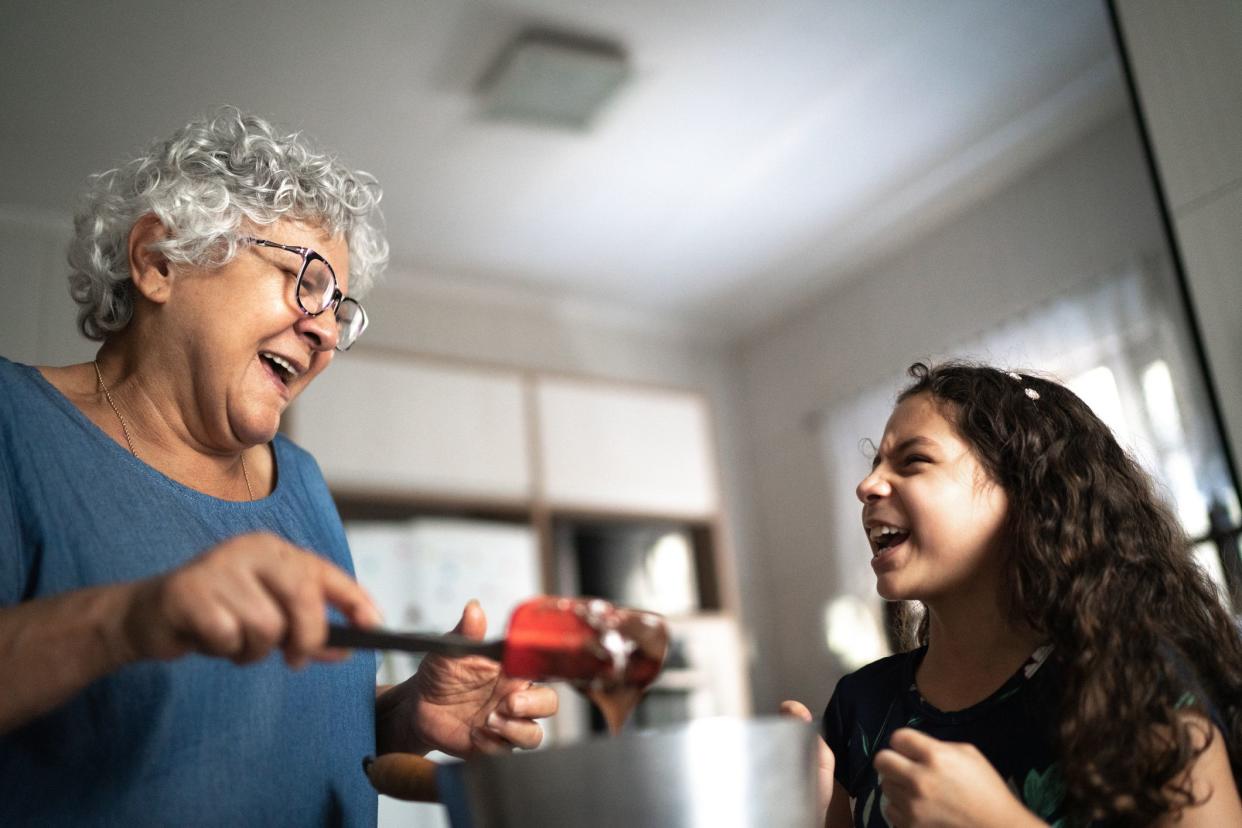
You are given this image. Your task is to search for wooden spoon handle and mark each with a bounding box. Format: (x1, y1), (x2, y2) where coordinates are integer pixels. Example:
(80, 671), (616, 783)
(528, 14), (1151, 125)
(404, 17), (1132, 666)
(365, 752), (440, 802)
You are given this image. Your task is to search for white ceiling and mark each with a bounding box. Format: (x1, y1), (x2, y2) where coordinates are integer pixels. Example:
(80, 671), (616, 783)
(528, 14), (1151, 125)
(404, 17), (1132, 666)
(0, 0), (1127, 341)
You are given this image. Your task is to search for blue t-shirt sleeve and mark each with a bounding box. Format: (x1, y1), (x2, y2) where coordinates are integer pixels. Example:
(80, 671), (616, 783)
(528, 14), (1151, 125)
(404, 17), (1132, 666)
(0, 457), (22, 606)
(0, 388), (28, 606)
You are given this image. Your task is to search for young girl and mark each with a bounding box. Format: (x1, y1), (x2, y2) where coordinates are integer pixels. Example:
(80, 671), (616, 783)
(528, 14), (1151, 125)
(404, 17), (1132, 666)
(783, 361), (1242, 827)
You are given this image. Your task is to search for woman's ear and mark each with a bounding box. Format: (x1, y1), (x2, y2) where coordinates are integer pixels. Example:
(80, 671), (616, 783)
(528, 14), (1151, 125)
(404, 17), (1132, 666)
(128, 213), (175, 304)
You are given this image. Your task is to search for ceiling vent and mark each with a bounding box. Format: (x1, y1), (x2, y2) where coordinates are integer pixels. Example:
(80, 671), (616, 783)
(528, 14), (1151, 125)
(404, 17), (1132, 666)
(477, 29), (630, 131)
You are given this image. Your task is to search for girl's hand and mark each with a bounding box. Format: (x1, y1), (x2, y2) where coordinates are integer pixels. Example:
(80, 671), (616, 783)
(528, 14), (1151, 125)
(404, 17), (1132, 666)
(872, 728), (1045, 828)
(779, 699), (837, 823)
(377, 601), (559, 758)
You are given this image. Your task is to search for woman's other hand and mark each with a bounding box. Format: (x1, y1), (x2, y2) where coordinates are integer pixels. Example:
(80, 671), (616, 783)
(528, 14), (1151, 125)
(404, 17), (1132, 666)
(377, 600), (559, 758)
(120, 532), (382, 668)
(780, 699), (838, 825)
(872, 728), (1043, 828)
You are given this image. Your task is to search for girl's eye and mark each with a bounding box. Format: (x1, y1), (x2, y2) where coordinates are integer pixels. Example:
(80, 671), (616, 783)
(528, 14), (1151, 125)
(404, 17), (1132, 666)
(903, 455), (930, 467)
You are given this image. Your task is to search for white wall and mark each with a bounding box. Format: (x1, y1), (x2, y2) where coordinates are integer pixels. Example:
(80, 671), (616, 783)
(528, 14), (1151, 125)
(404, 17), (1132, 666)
(1115, 0), (1242, 485)
(0, 206), (93, 367)
(735, 113), (1168, 712)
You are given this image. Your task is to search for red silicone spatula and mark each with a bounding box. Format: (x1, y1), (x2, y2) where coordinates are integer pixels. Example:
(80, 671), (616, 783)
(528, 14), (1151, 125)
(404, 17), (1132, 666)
(326, 595), (667, 686)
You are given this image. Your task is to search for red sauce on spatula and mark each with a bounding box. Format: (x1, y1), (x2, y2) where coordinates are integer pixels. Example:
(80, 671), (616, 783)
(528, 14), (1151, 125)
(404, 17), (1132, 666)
(579, 602), (669, 734)
(502, 597), (670, 734)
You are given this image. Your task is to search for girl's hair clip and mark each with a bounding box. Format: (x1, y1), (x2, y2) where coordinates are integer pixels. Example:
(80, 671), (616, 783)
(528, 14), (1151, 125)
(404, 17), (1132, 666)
(1007, 371), (1040, 400)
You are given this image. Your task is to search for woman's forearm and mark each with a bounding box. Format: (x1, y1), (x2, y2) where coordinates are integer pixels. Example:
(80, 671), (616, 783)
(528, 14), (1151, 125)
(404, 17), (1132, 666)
(0, 582), (140, 734)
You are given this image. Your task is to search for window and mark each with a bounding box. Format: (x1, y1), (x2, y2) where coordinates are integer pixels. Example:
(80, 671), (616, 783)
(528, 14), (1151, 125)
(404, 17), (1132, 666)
(819, 259), (1241, 658)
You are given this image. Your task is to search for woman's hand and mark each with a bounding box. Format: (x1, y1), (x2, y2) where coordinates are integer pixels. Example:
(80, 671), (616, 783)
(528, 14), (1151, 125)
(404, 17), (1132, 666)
(376, 601), (559, 758)
(872, 728), (1044, 828)
(780, 699), (837, 824)
(120, 532), (382, 668)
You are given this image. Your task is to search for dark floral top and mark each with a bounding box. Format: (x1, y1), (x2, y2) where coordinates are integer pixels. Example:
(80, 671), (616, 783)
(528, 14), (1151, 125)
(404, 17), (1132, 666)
(823, 645), (1070, 827)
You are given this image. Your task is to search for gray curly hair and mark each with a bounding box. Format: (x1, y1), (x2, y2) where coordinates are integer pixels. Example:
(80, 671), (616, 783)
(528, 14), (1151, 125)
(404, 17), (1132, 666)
(67, 106), (389, 341)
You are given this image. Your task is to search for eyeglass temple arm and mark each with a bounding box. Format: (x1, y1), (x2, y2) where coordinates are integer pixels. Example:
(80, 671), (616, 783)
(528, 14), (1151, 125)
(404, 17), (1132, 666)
(246, 237), (310, 257)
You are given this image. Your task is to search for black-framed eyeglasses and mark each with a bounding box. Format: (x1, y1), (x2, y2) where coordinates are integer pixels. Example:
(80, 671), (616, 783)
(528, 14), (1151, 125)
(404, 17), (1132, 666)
(244, 237), (368, 351)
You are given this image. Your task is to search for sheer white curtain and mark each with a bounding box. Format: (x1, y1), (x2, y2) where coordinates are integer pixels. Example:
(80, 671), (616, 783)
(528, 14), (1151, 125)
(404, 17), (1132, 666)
(957, 258), (1235, 543)
(817, 258), (1237, 663)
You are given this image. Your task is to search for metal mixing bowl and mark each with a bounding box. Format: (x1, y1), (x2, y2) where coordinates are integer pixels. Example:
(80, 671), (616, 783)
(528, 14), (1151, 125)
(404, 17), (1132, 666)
(435, 716), (818, 828)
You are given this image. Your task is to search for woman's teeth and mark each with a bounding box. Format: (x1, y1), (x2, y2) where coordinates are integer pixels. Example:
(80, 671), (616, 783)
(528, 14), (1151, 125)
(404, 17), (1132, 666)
(260, 352), (297, 383)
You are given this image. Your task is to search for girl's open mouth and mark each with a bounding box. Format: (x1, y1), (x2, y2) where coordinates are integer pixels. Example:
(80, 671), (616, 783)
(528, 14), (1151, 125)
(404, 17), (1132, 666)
(870, 527), (910, 555)
(870, 528), (909, 572)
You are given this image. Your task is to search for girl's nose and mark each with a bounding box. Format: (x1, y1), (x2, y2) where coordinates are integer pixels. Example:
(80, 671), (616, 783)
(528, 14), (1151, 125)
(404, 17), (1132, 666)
(856, 468), (891, 503)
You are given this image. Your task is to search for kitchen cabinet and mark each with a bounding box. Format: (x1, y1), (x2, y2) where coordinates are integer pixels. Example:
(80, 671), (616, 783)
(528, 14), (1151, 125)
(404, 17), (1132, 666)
(295, 351), (746, 758)
(291, 353), (532, 501)
(292, 353), (722, 521)
(534, 376), (719, 517)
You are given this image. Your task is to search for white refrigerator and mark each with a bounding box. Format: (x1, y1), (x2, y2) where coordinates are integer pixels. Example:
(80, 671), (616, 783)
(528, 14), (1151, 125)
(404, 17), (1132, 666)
(346, 517), (542, 828)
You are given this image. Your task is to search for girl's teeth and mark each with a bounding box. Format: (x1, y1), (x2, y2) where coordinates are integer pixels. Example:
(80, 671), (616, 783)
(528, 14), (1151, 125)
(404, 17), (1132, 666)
(869, 526), (909, 552)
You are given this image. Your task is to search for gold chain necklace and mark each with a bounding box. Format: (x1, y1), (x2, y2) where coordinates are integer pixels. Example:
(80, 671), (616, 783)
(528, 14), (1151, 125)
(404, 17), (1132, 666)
(93, 360), (254, 500)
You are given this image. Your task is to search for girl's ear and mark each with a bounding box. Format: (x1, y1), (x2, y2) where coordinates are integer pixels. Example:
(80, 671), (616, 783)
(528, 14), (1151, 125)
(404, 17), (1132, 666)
(128, 213), (175, 305)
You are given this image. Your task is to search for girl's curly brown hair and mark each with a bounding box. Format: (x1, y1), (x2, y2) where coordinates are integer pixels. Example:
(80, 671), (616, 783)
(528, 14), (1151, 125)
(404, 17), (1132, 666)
(896, 360), (1242, 826)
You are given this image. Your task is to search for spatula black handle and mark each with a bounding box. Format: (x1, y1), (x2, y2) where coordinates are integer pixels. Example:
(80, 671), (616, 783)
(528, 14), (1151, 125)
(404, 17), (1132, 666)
(326, 625), (505, 660)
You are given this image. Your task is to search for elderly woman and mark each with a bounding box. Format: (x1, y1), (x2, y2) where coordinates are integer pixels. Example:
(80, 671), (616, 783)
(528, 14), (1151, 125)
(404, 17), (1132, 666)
(0, 108), (556, 825)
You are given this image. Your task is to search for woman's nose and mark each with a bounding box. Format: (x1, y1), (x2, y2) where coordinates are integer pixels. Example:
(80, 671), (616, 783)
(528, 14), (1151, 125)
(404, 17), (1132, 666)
(856, 468), (891, 503)
(295, 309), (339, 352)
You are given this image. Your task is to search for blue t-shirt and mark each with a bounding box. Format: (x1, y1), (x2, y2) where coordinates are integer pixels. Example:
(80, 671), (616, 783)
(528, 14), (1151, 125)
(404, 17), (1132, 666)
(0, 357), (378, 826)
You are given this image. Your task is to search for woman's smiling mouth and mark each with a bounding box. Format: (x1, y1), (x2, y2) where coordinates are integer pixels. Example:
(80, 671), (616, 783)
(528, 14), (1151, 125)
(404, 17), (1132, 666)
(257, 352), (302, 398)
(259, 351), (302, 385)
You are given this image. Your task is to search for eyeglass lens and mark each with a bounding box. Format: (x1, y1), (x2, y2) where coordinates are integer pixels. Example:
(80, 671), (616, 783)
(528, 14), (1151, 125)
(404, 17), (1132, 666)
(295, 256), (366, 350)
(336, 299), (366, 350)
(298, 257), (336, 315)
